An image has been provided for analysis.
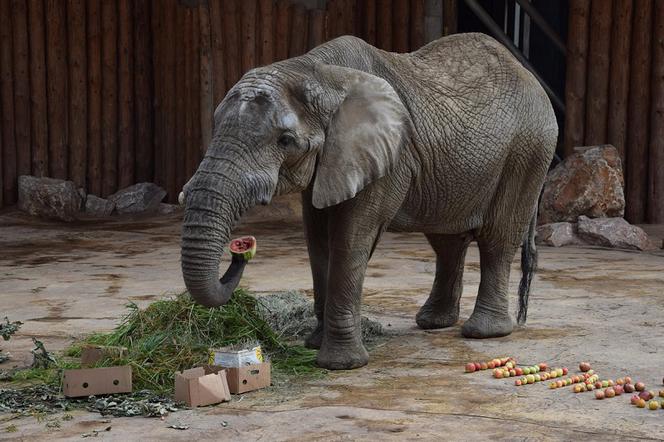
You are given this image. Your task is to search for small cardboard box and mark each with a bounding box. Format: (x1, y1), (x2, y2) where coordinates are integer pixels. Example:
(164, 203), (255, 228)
(174, 366), (231, 407)
(208, 346), (263, 367)
(80, 345), (127, 367)
(63, 366), (132, 397)
(224, 362), (271, 394)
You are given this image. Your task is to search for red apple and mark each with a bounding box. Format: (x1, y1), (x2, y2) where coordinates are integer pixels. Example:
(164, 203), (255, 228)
(579, 362), (591, 372)
(605, 387), (616, 398)
(595, 390), (605, 400)
(562, 367), (569, 375)
(635, 382), (645, 391)
(465, 363), (476, 373)
(613, 385), (624, 396)
(624, 383), (635, 393)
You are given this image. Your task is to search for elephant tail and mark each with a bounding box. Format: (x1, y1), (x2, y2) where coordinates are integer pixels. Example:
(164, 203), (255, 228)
(517, 210), (538, 325)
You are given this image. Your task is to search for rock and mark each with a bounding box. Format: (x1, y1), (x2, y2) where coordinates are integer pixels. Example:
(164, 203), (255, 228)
(536, 222), (584, 247)
(157, 203), (180, 215)
(17, 176), (82, 222)
(539, 145), (625, 224)
(577, 216), (654, 251)
(108, 183), (166, 214)
(85, 195), (115, 217)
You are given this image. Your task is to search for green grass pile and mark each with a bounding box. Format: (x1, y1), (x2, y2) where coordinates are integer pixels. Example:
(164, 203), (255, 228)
(9, 290), (324, 393)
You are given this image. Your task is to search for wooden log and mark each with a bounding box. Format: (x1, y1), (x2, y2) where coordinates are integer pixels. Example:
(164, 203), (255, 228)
(200, 3), (214, 152)
(410, 0), (425, 50)
(101, 0), (118, 196)
(607, 0), (633, 161)
(648, 0), (664, 223)
(179, 6), (189, 194)
(151, 0), (164, 190)
(259, 0), (274, 65)
(392, 0), (410, 52)
(162, 0), (177, 201)
(67, 0), (87, 188)
(583, 0), (612, 145)
(223, 0), (241, 87)
(118, 0), (135, 189)
(191, 6), (202, 178)
(87, 0), (102, 195)
(28, 0), (48, 177)
(11, 0), (31, 180)
(241, 0), (257, 73)
(308, 9), (326, 50)
(275, 1), (291, 61)
(134, 0), (153, 183)
(46, 0), (68, 180)
(563, 0), (591, 157)
(442, 0), (457, 36)
(377, 0), (392, 51)
(0, 1), (16, 204)
(363, 0), (377, 45)
(345, 0), (357, 35)
(326, 0), (342, 39)
(625, 0), (653, 223)
(289, 4), (308, 57)
(209, 0), (227, 104)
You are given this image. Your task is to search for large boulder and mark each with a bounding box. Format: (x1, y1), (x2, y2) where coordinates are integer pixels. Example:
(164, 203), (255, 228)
(17, 176), (82, 221)
(536, 222), (584, 247)
(539, 145), (625, 224)
(577, 216), (654, 251)
(108, 183), (166, 214)
(85, 194), (115, 217)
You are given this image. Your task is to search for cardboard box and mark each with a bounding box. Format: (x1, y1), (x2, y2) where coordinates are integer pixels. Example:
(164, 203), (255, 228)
(80, 345), (127, 366)
(63, 366), (132, 397)
(174, 366), (231, 407)
(209, 346), (263, 367)
(224, 362), (271, 394)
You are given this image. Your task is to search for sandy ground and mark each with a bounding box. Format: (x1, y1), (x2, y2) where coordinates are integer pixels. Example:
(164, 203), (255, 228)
(1, 208), (663, 441)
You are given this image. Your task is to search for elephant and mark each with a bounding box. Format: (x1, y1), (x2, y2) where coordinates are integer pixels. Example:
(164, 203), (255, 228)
(180, 33), (558, 370)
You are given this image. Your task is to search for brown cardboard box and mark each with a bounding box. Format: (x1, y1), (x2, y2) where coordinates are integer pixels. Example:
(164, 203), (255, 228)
(174, 366), (231, 407)
(80, 345), (127, 366)
(63, 366), (132, 397)
(224, 362), (271, 394)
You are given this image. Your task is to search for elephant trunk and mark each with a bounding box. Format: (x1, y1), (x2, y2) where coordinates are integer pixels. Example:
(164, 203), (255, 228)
(180, 168), (250, 308)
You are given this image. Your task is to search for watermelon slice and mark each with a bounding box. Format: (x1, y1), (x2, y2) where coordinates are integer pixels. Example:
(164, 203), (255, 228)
(229, 236), (257, 261)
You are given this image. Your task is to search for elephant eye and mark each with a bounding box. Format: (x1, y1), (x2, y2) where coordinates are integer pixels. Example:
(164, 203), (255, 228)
(278, 133), (296, 148)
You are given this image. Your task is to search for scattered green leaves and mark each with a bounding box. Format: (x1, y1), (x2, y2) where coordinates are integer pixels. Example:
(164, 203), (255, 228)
(0, 317), (22, 341)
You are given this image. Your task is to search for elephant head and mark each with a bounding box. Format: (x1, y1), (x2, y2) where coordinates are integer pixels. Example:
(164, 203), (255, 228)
(181, 60), (410, 307)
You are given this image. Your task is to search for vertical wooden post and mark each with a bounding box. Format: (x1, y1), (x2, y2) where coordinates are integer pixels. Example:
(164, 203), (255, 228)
(625, 0), (653, 223)
(377, 0), (392, 51)
(191, 6), (202, 178)
(134, 0), (153, 183)
(363, 0), (376, 46)
(67, 0), (87, 188)
(151, 0), (164, 190)
(259, 0), (274, 65)
(442, 0), (457, 36)
(28, 0), (48, 177)
(583, 0), (613, 145)
(163, 0), (177, 200)
(223, 0), (241, 87)
(200, 3), (214, 152)
(648, 0), (664, 223)
(209, 0), (227, 105)
(563, 0), (591, 157)
(118, 0), (135, 189)
(241, 0), (257, 74)
(410, 0), (425, 50)
(326, 0), (342, 39)
(308, 9), (326, 50)
(607, 0), (633, 161)
(275, 1), (291, 61)
(0, 1), (16, 204)
(46, 0), (68, 180)
(289, 4), (308, 57)
(101, 0), (118, 196)
(180, 6), (190, 194)
(87, 0), (102, 195)
(11, 0), (31, 180)
(393, 0), (410, 53)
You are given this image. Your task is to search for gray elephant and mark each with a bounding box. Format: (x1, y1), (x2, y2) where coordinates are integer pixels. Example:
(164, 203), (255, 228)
(180, 33), (558, 370)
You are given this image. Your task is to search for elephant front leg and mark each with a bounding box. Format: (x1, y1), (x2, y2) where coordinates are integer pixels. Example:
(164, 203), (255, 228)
(316, 244), (372, 370)
(416, 234), (471, 329)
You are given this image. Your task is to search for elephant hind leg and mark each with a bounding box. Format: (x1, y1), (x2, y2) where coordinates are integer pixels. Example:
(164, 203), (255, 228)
(416, 233), (472, 330)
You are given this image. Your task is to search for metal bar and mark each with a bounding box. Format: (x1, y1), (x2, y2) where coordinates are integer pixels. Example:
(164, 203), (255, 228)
(462, 0), (566, 114)
(515, 0), (566, 54)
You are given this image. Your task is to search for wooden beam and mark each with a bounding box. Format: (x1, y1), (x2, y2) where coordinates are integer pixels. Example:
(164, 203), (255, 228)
(87, 0), (102, 195)
(162, 0), (177, 200)
(177, 5), (188, 194)
(648, 0), (664, 222)
(289, 4), (307, 57)
(275, 1), (291, 61)
(67, 0), (87, 188)
(308, 9), (326, 50)
(118, 0), (135, 189)
(259, 0), (274, 65)
(392, 0), (410, 53)
(625, 0), (653, 223)
(0, 0), (16, 204)
(134, 0), (153, 183)
(377, 0), (393, 51)
(410, 0), (425, 50)
(442, 0), (457, 36)
(191, 5), (202, 178)
(101, 0), (118, 196)
(363, 0), (376, 45)
(151, 0), (164, 190)
(11, 0), (31, 180)
(223, 0), (241, 87)
(28, 0), (48, 177)
(241, 0), (257, 73)
(563, 0), (591, 156)
(200, 3), (213, 152)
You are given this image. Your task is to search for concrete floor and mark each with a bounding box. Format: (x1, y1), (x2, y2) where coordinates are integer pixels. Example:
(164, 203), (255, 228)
(1, 207), (663, 441)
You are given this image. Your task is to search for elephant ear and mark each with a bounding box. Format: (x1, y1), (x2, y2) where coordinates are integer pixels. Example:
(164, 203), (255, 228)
(311, 66), (409, 209)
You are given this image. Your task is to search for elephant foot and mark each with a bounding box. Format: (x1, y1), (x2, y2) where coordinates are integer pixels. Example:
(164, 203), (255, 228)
(304, 324), (323, 349)
(316, 342), (369, 370)
(415, 303), (459, 330)
(461, 309), (513, 339)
